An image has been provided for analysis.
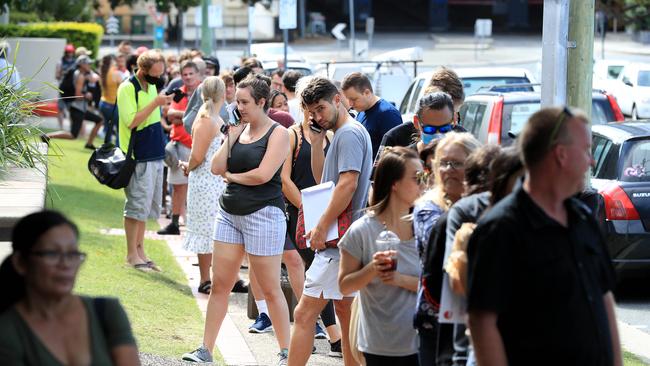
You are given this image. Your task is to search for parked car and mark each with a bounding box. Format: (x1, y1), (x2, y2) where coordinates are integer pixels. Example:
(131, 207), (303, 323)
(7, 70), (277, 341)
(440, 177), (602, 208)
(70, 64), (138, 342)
(592, 59), (629, 93)
(591, 122), (650, 277)
(399, 67), (536, 123)
(611, 63), (650, 120)
(261, 60), (313, 76)
(250, 42), (305, 63)
(458, 88), (624, 145)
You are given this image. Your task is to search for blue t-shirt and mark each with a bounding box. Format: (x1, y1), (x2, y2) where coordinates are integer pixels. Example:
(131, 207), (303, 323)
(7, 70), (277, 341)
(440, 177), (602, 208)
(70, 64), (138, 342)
(356, 98), (402, 159)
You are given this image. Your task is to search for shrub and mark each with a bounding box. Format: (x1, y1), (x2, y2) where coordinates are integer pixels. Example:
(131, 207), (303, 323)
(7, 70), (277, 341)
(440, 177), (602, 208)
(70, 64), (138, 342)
(9, 11), (49, 24)
(0, 48), (48, 178)
(0, 22), (104, 56)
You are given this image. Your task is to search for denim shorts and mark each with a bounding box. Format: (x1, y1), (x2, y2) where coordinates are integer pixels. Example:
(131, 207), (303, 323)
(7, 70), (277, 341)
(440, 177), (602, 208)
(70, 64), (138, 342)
(124, 160), (164, 221)
(213, 205), (286, 256)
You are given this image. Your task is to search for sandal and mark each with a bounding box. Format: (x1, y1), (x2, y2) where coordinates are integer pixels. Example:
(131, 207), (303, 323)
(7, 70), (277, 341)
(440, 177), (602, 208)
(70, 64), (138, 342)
(132, 263), (152, 272)
(146, 260), (162, 272)
(198, 281), (212, 294)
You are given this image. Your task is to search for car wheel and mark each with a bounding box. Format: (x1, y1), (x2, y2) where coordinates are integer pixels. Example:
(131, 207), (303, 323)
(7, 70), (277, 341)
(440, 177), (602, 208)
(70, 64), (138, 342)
(632, 105), (639, 120)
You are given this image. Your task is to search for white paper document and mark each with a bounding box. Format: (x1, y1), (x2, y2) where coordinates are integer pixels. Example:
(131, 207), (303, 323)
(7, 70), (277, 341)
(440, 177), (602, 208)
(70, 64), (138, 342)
(301, 181), (338, 247)
(438, 273), (467, 324)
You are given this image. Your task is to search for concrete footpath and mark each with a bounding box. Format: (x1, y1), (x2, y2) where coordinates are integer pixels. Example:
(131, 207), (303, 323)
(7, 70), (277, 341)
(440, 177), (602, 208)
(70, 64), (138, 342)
(155, 217), (342, 366)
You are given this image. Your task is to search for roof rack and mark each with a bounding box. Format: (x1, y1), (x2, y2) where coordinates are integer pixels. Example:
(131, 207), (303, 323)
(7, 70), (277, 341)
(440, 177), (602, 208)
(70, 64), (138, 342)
(475, 83), (541, 93)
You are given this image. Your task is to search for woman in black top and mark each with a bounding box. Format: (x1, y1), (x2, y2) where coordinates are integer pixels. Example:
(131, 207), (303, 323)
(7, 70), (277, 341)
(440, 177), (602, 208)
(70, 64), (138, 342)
(182, 74), (291, 364)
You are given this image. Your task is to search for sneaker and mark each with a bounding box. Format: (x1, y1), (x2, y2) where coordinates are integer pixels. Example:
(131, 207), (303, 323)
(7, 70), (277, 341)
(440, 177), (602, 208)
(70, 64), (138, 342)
(248, 313), (273, 333)
(328, 339), (342, 358)
(276, 349), (288, 365)
(181, 345), (213, 363)
(231, 279), (248, 293)
(314, 322), (327, 339)
(157, 222), (180, 235)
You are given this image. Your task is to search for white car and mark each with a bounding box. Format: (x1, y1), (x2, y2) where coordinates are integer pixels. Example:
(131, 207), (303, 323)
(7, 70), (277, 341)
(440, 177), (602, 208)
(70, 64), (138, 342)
(613, 63), (650, 120)
(398, 67), (537, 123)
(592, 59), (628, 93)
(250, 42), (305, 63)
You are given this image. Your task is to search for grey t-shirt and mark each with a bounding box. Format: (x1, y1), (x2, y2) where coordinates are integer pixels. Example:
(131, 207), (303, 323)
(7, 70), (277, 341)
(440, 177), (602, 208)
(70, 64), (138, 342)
(338, 214), (421, 356)
(183, 83), (230, 134)
(319, 120), (373, 259)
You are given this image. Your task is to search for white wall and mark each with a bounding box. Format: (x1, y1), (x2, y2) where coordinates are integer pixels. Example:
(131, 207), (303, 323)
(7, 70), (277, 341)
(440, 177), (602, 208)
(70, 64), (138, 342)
(7, 37), (66, 102)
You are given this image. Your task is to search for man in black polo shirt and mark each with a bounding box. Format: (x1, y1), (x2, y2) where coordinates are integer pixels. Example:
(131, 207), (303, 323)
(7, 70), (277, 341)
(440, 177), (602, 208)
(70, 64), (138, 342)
(466, 107), (622, 366)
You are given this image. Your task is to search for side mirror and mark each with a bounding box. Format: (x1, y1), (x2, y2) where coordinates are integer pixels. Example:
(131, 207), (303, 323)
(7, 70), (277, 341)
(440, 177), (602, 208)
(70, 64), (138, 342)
(623, 78), (634, 87)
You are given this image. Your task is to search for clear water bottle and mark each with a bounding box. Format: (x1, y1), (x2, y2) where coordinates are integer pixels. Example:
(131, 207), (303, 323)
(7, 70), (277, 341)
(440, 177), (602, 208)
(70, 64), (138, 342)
(375, 230), (400, 272)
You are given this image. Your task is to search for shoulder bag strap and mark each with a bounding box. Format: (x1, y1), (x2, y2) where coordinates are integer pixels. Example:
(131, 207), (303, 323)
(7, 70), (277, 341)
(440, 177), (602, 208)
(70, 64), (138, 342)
(291, 127), (302, 169)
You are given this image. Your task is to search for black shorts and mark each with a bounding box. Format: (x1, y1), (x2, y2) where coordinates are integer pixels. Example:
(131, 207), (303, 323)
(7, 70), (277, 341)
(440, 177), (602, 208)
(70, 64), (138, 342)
(70, 107), (102, 138)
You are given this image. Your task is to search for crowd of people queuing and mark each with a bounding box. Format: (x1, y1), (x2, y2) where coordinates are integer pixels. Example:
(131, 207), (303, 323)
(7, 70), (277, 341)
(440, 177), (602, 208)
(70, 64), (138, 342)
(0, 41), (625, 366)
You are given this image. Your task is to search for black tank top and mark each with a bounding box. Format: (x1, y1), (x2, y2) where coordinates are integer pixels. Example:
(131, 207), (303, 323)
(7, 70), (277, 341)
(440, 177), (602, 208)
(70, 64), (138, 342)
(289, 126), (330, 204)
(220, 123), (285, 215)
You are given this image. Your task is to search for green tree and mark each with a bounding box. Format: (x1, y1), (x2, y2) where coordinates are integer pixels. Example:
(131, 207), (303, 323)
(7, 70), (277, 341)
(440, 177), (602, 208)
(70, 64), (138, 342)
(1, 0), (92, 22)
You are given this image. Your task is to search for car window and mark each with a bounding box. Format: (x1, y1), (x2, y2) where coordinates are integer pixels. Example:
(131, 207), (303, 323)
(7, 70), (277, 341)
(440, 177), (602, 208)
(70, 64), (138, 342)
(400, 81), (416, 114)
(591, 99), (611, 124)
(501, 102), (541, 142)
(408, 79), (425, 114)
(592, 135), (612, 177)
(620, 140), (650, 182)
(607, 66), (624, 79)
(638, 71), (650, 87)
(459, 102), (486, 138)
(462, 77), (531, 95)
(599, 144), (620, 180)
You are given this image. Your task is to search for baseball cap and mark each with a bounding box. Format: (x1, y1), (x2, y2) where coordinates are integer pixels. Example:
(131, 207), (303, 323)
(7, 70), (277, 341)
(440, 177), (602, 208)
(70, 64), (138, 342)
(76, 55), (94, 65)
(64, 44), (75, 53)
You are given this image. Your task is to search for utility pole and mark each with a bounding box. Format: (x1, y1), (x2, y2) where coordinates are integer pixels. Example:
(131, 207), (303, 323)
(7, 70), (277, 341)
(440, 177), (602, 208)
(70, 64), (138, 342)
(200, 0), (213, 55)
(540, 0), (569, 108)
(567, 0), (595, 120)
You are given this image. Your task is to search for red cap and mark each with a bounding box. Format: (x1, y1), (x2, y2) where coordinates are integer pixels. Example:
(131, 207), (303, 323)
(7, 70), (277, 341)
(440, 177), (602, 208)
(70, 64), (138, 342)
(64, 44), (75, 53)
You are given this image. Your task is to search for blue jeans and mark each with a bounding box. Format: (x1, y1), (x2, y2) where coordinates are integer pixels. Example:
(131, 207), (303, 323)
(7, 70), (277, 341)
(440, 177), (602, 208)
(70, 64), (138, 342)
(99, 101), (118, 143)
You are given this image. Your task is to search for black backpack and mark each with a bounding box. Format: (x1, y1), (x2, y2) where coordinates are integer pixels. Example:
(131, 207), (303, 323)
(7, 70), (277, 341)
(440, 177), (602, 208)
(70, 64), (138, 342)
(59, 67), (77, 99)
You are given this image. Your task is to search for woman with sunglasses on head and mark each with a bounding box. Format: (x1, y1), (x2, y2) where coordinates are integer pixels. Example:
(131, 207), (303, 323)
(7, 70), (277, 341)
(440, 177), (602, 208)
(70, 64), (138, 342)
(412, 132), (481, 366)
(0, 210), (139, 365)
(338, 146), (426, 366)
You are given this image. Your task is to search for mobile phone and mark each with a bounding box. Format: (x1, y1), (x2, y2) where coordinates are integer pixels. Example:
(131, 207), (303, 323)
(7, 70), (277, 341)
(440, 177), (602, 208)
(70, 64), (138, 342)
(309, 120), (323, 133)
(226, 103), (241, 127)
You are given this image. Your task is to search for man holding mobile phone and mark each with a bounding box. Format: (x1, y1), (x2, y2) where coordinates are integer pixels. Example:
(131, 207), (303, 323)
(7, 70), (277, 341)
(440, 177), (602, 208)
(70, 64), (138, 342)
(288, 77), (373, 366)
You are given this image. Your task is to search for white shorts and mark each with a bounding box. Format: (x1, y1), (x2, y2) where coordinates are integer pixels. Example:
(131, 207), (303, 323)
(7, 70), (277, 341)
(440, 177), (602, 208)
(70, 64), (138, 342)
(303, 251), (357, 300)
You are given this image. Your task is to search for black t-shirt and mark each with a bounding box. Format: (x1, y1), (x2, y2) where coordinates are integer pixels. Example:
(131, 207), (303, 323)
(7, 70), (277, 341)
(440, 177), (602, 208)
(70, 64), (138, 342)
(467, 187), (615, 366)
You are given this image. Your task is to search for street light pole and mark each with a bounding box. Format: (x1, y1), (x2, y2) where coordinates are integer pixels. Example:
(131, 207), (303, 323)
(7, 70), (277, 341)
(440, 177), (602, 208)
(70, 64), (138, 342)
(200, 0), (213, 55)
(540, 0), (569, 108)
(349, 0), (355, 59)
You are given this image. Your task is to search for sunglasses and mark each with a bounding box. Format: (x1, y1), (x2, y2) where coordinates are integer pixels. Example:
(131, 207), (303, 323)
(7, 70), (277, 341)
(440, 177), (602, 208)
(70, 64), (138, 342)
(438, 160), (465, 170)
(548, 106), (574, 148)
(422, 123), (453, 135)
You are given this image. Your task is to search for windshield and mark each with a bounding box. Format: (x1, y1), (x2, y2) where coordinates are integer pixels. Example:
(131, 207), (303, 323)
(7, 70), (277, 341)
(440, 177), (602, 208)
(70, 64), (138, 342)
(462, 77), (531, 95)
(621, 139), (650, 181)
(501, 99), (613, 144)
(638, 71), (650, 87)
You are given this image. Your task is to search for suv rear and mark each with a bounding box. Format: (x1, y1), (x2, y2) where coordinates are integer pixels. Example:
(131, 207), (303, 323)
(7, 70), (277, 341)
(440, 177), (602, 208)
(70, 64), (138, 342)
(459, 89), (625, 145)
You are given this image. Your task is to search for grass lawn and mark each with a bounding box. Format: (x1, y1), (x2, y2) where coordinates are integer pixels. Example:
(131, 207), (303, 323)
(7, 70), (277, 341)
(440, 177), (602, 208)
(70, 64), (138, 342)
(626, 351), (650, 366)
(45, 139), (219, 361)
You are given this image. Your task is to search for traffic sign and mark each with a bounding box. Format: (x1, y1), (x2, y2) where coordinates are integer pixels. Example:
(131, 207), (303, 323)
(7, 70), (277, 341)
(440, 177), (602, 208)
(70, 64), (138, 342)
(279, 0), (297, 30)
(331, 23), (346, 41)
(105, 16), (119, 35)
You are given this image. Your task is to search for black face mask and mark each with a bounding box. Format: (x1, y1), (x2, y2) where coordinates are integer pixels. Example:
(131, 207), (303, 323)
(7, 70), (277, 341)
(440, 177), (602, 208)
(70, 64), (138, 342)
(144, 74), (166, 91)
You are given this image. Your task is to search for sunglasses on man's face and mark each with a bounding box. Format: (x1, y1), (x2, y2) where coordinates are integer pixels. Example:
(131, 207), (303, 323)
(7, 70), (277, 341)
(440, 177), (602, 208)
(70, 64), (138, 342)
(422, 123), (453, 135)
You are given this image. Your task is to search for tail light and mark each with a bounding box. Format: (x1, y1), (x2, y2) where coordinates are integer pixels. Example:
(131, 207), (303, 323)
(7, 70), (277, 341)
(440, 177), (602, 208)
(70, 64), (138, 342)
(487, 97), (504, 144)
(600, 184), (640, 220)
(605, 92), (625, 122)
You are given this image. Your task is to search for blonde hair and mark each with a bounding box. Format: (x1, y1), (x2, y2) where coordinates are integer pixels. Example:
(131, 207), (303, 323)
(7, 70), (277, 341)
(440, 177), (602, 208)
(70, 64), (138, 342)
(137, 50), (165, 73)
(198, 76), (225, 121)
(419, 132), (482, 211)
